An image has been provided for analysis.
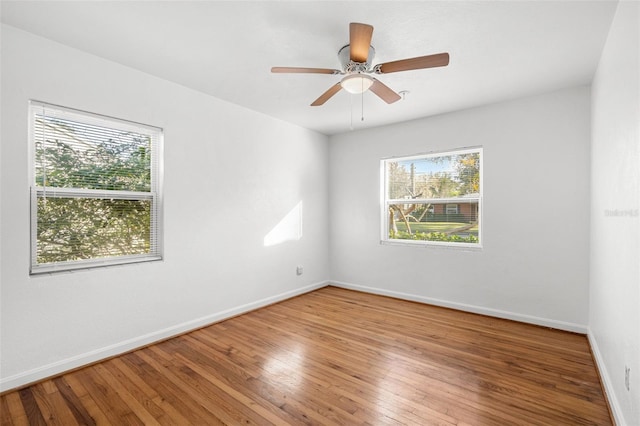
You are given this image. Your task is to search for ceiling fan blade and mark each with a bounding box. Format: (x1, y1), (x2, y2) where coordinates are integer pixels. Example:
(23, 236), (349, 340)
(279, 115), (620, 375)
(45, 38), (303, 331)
(271, 67), (340, 75)
(377, 52), (450, 74)
(311, 83), (343, 106)
(370, 79), (401, 104)
(349, 22), (374, 63)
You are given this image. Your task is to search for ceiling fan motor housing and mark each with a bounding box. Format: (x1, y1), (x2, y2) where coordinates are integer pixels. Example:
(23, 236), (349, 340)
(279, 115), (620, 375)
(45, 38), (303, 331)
(338, 44), (376, 73)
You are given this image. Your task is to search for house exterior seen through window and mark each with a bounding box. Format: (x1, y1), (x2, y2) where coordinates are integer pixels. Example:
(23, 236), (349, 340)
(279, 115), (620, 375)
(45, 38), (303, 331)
(381, 147), (482, 248)
(29, 101), (163, 274)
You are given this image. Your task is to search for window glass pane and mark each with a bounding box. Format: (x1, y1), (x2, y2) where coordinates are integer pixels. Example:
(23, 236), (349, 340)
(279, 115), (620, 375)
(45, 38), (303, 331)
(34, 114), (151, 192)
(388, 202), (479, 244)
(36, 197), (152, 264)
(387, 152), (480, 200)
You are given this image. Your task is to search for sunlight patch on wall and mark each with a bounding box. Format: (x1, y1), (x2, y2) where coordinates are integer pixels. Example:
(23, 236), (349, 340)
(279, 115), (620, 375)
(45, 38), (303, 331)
(264, 201), (303, 247)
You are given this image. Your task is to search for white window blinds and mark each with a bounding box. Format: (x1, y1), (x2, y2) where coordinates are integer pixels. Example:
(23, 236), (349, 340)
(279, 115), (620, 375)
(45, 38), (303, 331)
(30, 101), (163, 273)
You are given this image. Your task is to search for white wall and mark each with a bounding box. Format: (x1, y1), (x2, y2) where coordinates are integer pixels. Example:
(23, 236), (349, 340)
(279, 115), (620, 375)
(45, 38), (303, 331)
(0, 25), (329, 391)
(2, 15), (636, 426)
(590, 2), (640, 425)
(329, 86), (591, 331)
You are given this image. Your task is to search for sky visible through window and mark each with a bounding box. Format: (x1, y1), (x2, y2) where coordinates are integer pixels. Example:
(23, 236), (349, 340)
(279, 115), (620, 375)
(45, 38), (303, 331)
(396, 156), (453, 176)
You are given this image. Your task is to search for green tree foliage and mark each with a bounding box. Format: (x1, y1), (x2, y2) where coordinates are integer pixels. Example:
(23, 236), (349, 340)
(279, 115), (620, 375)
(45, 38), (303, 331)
(392, 231), (479, 243)
(37, 198), (151, 262)
(35, 116), (153, 264)
(455, 152), (480, 195)
(387, 162), (411, 199)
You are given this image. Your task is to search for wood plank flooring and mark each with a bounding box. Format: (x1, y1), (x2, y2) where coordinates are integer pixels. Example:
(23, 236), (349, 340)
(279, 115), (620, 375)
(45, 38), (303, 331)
(1, 286), (612, 425)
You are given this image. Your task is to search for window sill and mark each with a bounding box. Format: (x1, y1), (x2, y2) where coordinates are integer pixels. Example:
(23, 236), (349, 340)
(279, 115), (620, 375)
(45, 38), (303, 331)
(30, 254), (163, 275)
(380, 239), (483, 251)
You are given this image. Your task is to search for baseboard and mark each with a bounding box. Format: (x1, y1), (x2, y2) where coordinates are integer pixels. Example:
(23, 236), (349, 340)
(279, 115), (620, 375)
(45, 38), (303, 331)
(330, 280), (588, 334)
(588, 329), (624, 425)
(0, 280), (329, 393)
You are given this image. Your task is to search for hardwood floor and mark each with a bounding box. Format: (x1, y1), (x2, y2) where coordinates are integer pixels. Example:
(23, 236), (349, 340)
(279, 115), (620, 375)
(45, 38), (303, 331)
(1, 286), (611, 425)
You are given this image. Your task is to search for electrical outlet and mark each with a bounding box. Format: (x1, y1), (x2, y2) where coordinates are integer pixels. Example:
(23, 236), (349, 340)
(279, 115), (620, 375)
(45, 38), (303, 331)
(625, 366), (630, 391)
(296, 266), (303, 276)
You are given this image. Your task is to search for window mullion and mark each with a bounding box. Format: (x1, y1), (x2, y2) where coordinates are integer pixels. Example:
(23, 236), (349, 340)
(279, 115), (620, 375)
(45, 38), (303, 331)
(34, 186), (154, 200)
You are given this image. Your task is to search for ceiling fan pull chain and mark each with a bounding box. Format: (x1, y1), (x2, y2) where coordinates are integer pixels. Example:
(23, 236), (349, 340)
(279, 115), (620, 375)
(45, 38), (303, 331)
(350, 93), (354, 130)
(361, 83), (365, 122)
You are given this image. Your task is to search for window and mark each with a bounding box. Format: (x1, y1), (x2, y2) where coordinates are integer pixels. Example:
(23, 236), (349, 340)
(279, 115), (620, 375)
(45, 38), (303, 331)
(30, 101), (163, 274)
(381, 147), (482, 247)
(445, 204), (459, 215)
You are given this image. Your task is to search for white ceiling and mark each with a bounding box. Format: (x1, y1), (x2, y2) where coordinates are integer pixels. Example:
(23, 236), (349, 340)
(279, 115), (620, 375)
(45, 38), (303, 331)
(1, 1), (618, 135)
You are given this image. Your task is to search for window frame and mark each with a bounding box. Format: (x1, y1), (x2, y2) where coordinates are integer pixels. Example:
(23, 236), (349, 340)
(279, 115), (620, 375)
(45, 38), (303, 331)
(29, 100), (164, 274)
(380, 147), (483, 249)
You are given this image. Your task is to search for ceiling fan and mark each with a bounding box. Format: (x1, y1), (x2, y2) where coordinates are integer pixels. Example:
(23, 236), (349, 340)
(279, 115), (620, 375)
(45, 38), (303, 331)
(271, 22), (450, 106)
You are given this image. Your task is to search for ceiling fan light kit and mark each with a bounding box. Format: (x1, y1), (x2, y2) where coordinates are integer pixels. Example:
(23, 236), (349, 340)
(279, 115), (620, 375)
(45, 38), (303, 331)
(271, 22), (449, 106)
(340, 74), (374, 94)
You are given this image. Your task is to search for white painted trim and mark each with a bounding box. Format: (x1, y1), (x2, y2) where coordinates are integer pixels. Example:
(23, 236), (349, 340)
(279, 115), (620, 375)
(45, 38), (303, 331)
(330, 280), (588, 334)
(0, 280), (329, 393)
(588, 329), (624, 425)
